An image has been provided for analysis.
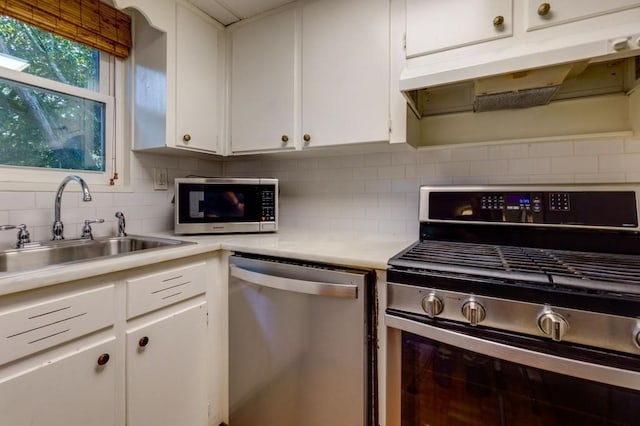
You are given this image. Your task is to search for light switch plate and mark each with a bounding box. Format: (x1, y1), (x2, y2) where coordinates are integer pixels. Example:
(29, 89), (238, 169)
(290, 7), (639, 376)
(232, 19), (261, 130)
(153, 168), (168, 190)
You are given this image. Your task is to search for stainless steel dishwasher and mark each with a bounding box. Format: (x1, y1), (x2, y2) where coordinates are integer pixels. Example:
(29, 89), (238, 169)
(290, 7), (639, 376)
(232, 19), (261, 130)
(228, 253), (377, 426)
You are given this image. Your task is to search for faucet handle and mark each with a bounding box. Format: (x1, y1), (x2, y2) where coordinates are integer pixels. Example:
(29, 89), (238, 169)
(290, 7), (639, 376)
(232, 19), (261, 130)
(1, 224), (32, 248)
(115, 211), (127, 237)
(81, 219), (105, 240)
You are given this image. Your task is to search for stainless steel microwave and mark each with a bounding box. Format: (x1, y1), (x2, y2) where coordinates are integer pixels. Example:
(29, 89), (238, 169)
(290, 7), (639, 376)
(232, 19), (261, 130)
(174, 178), (278, 234)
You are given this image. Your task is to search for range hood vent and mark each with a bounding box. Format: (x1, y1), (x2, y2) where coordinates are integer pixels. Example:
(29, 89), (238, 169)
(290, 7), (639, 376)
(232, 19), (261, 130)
(400, 32), (640, 118)
(404, 56), (638, 118)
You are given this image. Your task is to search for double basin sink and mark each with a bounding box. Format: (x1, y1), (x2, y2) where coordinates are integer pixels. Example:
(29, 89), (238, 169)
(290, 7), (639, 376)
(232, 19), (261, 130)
(0, 236), (195, 274)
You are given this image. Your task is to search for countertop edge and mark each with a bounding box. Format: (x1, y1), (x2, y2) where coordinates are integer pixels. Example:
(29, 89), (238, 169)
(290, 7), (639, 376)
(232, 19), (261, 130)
(0, 231), (416, 296)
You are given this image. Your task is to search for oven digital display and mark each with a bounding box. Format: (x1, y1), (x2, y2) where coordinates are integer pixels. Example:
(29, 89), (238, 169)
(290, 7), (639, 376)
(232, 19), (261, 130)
(505, 193), (531, 210)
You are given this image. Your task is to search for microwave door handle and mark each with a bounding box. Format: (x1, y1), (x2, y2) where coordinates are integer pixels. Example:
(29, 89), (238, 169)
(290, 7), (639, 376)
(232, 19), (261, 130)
(229, 264), (358, 299)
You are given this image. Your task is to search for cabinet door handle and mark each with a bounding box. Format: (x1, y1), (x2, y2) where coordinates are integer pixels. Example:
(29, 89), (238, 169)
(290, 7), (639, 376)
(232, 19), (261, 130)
(303, 134), (311, 145)
(138, 336), (150, 347)
(97, 353), (110, 366)
(538, 3), (551, 16)
(281, 135), (289, 143)
(182, 134), (191, 143)
(493, 15), (504, 27)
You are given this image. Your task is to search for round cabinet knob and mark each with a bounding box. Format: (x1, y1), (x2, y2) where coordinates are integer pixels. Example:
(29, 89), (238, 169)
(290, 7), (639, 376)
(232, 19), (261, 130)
(634, 330), (640, 349)
(97, 353), (110, 366)
(303, 134), (311, 145)
(281, 135), (289, 144)
(493, 15), (505, 27)
(421, 292), (444, 318)
(182, 134), (191, 143)
(462, 299), (486, 326)
(538, 2), (551, 17)
(138, 336), (150, 347)
(537, 310), (568, 341)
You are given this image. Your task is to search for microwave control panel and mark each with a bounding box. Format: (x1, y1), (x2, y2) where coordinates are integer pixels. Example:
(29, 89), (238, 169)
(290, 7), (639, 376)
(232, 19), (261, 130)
(260, 189), (276, 222)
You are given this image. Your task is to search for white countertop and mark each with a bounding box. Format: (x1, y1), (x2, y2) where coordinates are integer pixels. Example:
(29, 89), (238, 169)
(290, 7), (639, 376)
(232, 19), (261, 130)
(0, 229), (415, 297)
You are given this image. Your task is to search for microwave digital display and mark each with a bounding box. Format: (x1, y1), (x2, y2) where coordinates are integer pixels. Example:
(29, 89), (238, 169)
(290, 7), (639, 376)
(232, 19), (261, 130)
(175, 178), (278, 234)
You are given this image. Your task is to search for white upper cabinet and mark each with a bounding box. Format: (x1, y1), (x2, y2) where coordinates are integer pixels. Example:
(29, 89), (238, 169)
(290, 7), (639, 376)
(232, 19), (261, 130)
(230, 8), (297, 153)
(131, 1), (222, 154)
(301, 0), (390, 148)
(229, 0), (391, 154)
(175, 3), (220, 153)
(526, 0), (640, 31)
(406, 0), (513, 58)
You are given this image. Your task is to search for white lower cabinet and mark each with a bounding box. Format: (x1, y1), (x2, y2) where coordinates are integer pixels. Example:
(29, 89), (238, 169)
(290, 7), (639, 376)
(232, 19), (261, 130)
(126, 301), (209, 426)
(0, 255), (219, 426)
(0, 337), (117, 426)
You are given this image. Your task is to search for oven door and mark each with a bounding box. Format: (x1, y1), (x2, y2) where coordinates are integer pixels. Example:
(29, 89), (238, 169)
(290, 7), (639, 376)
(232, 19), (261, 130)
(385, 314), (640, 426)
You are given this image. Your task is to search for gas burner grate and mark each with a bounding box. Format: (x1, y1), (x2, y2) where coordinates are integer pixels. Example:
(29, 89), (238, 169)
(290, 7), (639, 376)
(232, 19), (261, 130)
(390, 240), (640, 292)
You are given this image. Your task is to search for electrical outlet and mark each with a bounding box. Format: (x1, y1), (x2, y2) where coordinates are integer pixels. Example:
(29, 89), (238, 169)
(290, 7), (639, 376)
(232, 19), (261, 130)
(153, 168), (168, 190)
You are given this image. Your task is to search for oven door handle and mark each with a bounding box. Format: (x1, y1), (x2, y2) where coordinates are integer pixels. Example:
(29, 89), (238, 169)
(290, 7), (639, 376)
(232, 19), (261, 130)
(385, 313), (640, 391)
(229, 264), (358, 299)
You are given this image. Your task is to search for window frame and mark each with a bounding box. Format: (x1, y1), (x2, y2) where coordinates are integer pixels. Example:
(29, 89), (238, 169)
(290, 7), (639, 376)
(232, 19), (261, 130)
(0, 26), (129, 192)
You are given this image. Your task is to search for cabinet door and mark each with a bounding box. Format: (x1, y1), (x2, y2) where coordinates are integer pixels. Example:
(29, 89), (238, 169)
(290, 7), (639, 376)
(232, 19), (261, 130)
(230, 8), (297, 153)
(126, 302), (208, 426)
(0, 337), (117, 426)
(301, 0), (390, 148)
(406, 0), (513, 57)
(176, 4), (219, 153)
(526, 0), (640, 30)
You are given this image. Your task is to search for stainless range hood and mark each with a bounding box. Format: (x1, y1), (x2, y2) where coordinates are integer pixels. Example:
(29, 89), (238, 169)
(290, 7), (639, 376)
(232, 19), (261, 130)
(401, 35), (640, 118)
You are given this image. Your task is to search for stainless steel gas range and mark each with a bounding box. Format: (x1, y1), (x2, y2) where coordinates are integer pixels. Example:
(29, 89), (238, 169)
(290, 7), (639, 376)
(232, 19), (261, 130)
(385, 185), (640, 426)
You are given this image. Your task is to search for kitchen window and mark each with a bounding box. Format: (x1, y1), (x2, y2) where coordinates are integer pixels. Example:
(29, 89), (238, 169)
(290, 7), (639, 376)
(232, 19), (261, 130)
(0, 8), (128, 189)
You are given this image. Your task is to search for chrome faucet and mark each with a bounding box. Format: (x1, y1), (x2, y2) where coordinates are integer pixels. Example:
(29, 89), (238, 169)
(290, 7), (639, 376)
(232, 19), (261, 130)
(0, 224), (31, 248)
(115, 211), (127, 237)
(52, 175), (92, 240)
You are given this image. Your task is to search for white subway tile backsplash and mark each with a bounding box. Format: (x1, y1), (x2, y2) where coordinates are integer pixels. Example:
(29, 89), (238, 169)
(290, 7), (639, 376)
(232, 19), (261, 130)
(419, 148), (452, 164)
(573, 139), (624, 155)
(365, 152), (392, 167)
(434, 161), (470, 177)
(551, 156), (598, 174)
(488, 144), (529, 159)
(2, 136), (640, 247)
(469, 160), (508, 176)
(508, 158), (551, 175)
(599, 153), (640, 173)
(528, 141), (573, 157)
(451, 146), (489, 161)
(377, 165), (406, 179)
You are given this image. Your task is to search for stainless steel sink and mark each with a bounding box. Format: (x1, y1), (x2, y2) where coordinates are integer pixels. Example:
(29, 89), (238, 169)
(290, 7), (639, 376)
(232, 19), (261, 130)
(0, 236), (195, 274)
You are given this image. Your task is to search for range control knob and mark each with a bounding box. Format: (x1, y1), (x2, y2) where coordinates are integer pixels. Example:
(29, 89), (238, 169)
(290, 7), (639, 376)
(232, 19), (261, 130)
(538, 310), (569, 341)
(421, 292), (444, 318)
(634, 330), (640, 349)
(462, 299), (486, 326)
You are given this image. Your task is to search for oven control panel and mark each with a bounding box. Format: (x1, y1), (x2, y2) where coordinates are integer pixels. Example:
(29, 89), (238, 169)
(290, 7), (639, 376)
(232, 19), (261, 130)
(427, 190), (638, 228)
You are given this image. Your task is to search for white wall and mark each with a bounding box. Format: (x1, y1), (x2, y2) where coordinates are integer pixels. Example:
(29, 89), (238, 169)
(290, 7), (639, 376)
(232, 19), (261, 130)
(224, 135), (640, 239)
(0, 152), (221, 248)
(1, 135), (639, 249)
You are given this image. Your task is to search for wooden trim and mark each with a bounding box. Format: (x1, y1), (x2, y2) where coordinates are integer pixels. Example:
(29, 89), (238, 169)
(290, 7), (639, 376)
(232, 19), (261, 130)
(1, 0), (131, 58)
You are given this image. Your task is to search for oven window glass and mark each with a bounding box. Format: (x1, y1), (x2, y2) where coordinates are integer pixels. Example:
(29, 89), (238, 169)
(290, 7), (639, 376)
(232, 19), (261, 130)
(401, 331), (640, 426)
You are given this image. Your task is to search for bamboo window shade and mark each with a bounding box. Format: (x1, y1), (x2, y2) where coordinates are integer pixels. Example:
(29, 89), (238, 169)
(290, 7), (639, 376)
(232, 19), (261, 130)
(0, 0), (132, 59)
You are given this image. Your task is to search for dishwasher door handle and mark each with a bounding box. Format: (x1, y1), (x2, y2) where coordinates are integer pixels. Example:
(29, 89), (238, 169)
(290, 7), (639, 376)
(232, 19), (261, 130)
(229, 264), (358, 299)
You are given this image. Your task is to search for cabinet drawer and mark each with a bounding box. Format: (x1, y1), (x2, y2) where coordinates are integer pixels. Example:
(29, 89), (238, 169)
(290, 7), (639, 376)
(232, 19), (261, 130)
(526, 0), (640, 31)
(126, 262), (206, 319)
(0, 285), (115, 365)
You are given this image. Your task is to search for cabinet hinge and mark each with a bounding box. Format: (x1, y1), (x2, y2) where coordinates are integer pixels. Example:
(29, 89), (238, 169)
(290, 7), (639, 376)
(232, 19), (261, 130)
(206, 311), (209, 325)
(403, 32), (406, 50)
